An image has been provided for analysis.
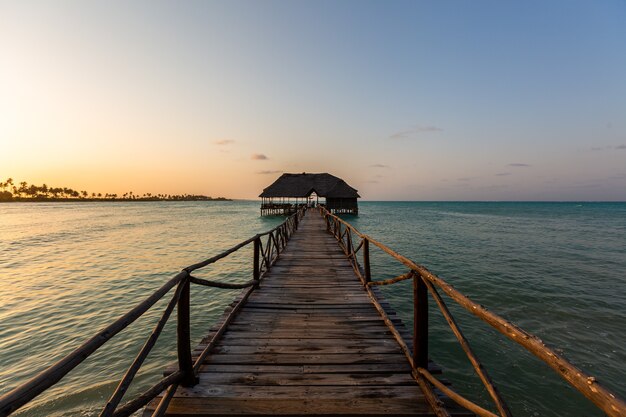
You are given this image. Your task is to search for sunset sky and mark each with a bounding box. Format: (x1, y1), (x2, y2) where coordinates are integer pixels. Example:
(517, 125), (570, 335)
(1, 1), (625, 200)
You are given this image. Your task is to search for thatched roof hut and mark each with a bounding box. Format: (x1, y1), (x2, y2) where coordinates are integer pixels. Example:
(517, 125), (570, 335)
(260, 173), (359, 215)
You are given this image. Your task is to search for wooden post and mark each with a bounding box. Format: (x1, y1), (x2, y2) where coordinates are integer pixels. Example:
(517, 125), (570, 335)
(177, 277), (198, 387)
(413, 273), (428, 369)
(363, 238), (371, 284)
(253, 237), (260, 286)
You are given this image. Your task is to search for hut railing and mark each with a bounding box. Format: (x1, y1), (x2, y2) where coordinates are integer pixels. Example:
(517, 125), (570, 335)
(319, 206), (626, 417)
(0, 207), (307, 417)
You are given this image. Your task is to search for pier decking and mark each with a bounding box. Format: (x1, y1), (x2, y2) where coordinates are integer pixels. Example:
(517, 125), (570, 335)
(144, 213), (466, 416)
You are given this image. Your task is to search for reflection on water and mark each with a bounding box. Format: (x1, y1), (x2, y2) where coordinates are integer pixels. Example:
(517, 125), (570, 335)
(0, 201), (624, 416)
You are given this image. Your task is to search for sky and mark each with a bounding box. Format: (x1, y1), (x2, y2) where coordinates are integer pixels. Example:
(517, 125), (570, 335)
(1, 0), (625, 200)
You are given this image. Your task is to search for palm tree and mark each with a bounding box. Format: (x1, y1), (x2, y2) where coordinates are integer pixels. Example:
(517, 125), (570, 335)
(6, 178), (14, 192)
(28, 184), (37, 198)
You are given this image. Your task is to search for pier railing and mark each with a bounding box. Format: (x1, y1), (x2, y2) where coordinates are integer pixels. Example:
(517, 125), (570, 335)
(0, 207), (306, 417)
(320, 206), (626, 417)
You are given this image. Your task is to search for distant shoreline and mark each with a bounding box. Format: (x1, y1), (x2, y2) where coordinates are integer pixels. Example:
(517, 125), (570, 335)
(0, 197), (232, 203)
(0, 178), (232, 203)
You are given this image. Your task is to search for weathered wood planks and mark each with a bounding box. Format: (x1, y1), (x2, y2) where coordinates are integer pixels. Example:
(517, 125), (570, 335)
(144, 213), (470, 416)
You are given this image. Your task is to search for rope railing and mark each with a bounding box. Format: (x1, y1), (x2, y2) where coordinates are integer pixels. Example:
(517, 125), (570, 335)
(319, 206), (626, 417)
(0, 207), (307, 417)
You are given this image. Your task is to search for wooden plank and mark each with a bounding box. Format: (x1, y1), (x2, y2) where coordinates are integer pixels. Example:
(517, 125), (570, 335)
(173, 384), (425, 399)
(146, 397), (438, 416)
(227, 318), (401, 326)
(210, 337), (401, 347)
(197, 344), (403, 355)
(197, 364), (413, 374)
(222, 324), (399, 333)
(198, 353), (411, 365)
(218, 330), (411, 339)
(226, 310), (396, 318)
(194, 372), (417, 386)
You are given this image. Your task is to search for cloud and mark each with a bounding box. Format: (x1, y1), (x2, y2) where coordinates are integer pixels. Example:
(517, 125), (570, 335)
(257, 170), (282, 175)
(370, 164), (388, 168)
(508, 163), (531, 167)
(457, 177), (473, 182)
(214, 139), (235, 145)
(365, 180), (379, 184)
(495, 172), (511, 176)
(589, 144), (625, 151)
(389, 125), (443, 139)
(251, 153), (269, 160)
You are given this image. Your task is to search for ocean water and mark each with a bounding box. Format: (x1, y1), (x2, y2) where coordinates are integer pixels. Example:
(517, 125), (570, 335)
(0, 201), (624, 416)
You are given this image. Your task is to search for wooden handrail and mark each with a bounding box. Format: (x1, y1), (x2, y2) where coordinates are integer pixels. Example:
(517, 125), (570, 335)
(367, 270), (414, 286)
(0, 206), (306, 417)
(319, 206), (626, 417)
(189, 276), (257, 289)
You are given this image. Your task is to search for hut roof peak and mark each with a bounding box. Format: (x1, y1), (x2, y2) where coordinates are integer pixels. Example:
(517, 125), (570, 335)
(259, 173), (360, 198)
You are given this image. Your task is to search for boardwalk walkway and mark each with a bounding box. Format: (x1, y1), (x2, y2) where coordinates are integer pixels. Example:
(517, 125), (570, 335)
(145, 212), (468, 416)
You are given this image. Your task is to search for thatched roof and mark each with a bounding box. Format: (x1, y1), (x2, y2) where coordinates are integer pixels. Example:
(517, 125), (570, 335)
(259, 173), (360, 198)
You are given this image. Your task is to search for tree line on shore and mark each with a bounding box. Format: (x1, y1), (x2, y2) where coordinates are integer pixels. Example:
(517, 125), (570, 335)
(0, 178), (230, 202)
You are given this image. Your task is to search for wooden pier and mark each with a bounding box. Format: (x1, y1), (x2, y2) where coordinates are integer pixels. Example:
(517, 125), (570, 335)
(2, 208), (625, 417)
(144, 213), (466, 416)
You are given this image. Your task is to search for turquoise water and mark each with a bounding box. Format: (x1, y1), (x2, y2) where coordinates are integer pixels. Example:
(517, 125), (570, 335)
(0, 201), (624, 416)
